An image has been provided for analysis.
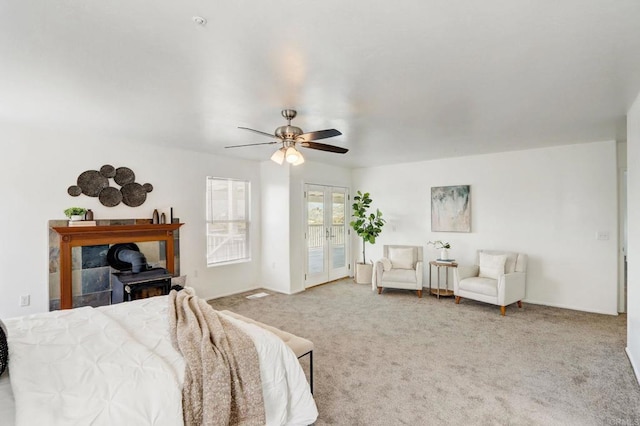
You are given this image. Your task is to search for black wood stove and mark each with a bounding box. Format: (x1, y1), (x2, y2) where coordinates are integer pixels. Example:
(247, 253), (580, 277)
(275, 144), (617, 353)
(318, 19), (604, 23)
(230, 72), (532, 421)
(107, 243), (172, 304)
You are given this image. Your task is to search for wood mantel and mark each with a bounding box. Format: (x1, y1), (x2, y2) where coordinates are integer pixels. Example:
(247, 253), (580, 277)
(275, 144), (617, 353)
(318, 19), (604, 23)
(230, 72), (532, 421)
(52, 223), (183, 310)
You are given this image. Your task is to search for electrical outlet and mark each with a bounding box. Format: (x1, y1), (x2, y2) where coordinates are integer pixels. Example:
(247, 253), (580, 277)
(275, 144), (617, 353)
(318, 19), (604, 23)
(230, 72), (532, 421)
(596, 231), (610, 241)
(20, 294), (30, 307)
(193, 269), (199, 278)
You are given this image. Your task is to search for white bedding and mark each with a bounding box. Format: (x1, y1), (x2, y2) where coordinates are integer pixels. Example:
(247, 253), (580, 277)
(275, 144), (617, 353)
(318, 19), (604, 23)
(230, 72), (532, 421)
(4, 296), (317, 425)
(0, 372), (15, 424)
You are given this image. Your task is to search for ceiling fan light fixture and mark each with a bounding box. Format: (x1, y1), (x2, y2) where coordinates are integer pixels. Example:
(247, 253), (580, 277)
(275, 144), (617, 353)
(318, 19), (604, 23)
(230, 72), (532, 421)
(292, 153), (305, 166)
(230, 109), (346, 164)
(285, 146), (302, 164)
(270, 147), (285, 164)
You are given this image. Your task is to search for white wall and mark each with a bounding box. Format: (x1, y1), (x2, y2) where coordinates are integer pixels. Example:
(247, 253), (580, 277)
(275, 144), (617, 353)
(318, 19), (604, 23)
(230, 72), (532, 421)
(1, 118), (623, 321)
(618, 142), (628, 313)
(258, 161), (352, 294)
(259, 161), (291, 293)
(627, 92), (640, 381)
(353, 140), (619, 315)
(0, 124), (262, 318)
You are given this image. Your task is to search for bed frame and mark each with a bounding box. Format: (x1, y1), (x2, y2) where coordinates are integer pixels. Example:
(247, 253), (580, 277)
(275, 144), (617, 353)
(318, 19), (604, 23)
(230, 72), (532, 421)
(220, 310), (314, 394)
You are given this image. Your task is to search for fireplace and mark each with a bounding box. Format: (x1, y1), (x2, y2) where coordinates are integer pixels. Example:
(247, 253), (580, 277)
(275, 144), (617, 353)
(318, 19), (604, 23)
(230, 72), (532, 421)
(50, 221), (183, 310)
(108, 243), (172, 303)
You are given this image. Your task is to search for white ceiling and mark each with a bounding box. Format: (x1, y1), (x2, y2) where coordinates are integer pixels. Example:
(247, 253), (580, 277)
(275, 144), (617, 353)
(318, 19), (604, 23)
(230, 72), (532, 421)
(2, 1), (640, 168)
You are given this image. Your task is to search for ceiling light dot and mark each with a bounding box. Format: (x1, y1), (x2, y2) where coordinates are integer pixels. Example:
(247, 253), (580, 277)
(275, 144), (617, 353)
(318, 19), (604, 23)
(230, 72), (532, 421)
(192, 16), (207, 26)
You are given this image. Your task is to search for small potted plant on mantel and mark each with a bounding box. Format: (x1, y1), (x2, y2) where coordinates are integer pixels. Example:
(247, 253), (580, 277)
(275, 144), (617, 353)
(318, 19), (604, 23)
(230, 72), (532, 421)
(349, 191), (386, 284)
(64, 207), (87, 221)
(428, 240), (452, 261)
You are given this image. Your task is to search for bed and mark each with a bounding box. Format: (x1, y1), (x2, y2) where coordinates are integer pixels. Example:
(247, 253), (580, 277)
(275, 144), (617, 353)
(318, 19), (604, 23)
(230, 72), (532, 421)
(0, 293), (318, 425)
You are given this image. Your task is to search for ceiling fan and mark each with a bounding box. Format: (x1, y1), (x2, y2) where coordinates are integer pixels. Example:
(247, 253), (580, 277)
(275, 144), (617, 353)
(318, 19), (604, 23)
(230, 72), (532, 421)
(225, 109), (348, 165)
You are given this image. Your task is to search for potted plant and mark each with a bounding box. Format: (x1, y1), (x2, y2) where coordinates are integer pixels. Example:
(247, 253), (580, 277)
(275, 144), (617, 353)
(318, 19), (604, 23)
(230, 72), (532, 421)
(349, 190), (385, 284)
(428, 240), (451, 260)
(64, 207), (87, 221)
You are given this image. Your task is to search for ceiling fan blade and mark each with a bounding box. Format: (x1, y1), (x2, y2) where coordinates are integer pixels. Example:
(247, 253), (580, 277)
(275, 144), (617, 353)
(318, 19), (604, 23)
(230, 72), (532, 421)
(297, 128), (342, 142)
(225, 141), (279, 148)
(238, 126), (277, 138)
(300, 141), (348, 154)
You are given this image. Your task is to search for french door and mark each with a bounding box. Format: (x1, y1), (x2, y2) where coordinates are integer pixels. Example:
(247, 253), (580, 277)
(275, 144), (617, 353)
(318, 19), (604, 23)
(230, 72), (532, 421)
(304, 184), (349, 287)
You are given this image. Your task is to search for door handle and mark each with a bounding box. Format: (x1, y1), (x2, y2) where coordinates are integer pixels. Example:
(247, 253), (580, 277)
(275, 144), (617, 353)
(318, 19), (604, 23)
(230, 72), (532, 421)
(326, 228), (330, 239)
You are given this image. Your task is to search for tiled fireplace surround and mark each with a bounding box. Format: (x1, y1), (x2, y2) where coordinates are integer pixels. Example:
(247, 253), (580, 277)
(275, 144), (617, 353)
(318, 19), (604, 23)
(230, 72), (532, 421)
(48, 218), (181, 311)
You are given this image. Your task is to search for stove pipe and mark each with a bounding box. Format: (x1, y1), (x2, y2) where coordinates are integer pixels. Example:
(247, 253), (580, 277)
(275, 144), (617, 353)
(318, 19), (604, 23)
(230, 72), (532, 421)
(107, 243), (150, 273)
(115, 249), (148, 273)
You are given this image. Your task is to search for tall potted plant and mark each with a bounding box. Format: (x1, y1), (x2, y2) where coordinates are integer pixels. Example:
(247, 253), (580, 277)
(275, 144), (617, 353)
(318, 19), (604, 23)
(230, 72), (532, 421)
(349, 190), (385, 284)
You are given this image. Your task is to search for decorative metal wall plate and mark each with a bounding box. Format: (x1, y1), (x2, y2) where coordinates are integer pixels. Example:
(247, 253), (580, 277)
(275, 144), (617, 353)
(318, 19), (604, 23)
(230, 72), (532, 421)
(99, 164), (116, 178)
(121, 182), (147, 207)
(68, 164), (153, 207)
(67, 185), (82, 196)
(98, 187), (123, 207)
(77, 170), (109, 197)
(114, 167), (135, 186)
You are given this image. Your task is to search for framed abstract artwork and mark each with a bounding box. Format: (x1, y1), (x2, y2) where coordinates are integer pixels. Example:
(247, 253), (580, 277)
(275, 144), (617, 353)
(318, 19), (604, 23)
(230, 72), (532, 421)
(431, 185), (471, 232)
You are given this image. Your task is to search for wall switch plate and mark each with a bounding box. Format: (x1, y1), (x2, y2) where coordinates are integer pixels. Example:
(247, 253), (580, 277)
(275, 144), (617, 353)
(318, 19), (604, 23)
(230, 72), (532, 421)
(596, 231), (610, 241)
(20, 294), (30, 307)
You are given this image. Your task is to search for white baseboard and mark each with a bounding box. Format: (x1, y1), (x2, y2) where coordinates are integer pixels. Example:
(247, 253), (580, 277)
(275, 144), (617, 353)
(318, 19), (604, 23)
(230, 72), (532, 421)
(206, 286), (262, 300)
(260, 285), (297, 295)
(626, 347), (640, 386)
(206, 284), (309, 301)
(523, 299), (618, 316)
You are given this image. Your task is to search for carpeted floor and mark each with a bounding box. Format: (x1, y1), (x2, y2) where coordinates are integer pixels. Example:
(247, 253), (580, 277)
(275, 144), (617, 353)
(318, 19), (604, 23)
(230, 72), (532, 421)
(208, 278), (640, 425)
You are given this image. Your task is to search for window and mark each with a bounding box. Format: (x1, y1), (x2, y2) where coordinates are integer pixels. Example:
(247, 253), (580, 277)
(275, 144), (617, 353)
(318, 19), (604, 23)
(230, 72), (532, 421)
(206, 177), (251, 266)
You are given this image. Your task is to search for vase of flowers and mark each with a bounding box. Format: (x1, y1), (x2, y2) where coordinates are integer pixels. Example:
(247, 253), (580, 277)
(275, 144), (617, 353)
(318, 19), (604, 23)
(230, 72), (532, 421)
(428, 240), (451, 260)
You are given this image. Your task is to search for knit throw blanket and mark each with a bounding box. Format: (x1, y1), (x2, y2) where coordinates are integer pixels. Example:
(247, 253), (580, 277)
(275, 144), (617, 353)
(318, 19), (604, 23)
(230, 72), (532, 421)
(168, 288), (265, 426)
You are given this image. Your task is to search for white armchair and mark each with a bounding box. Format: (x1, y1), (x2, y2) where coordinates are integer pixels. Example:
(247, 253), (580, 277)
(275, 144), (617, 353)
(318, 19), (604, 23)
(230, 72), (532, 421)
(453, 250), (527, 316)
(374, 245), (423, 298)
